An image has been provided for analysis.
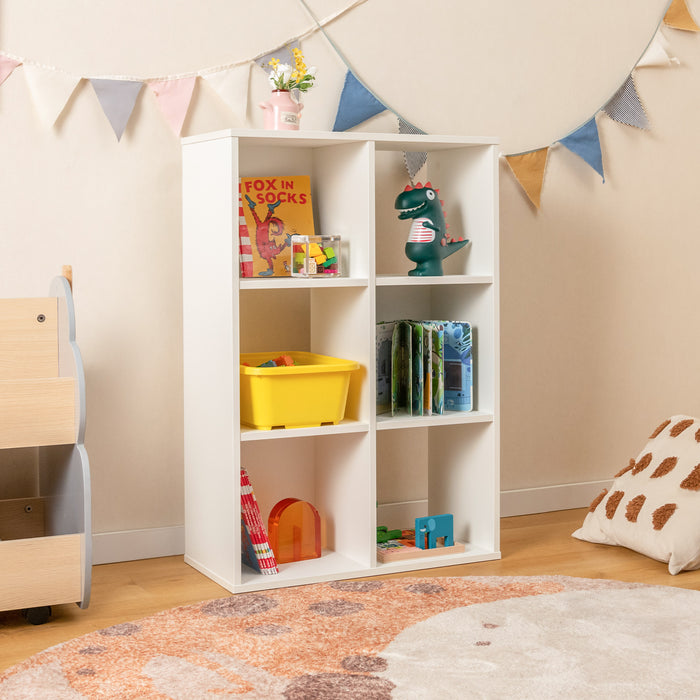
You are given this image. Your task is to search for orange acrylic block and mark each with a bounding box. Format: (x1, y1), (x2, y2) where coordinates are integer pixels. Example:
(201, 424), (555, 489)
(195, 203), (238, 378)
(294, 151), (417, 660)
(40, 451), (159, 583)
(268, 498), (321, 564)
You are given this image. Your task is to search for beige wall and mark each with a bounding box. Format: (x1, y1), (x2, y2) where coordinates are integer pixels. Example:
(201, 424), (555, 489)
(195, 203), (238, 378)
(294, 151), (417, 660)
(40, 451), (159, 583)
(2, 0), (698, 539)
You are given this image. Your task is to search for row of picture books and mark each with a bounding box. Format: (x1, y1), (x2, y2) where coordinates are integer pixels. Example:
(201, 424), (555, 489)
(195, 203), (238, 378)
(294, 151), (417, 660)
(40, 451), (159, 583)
(377, 320), (473, 416)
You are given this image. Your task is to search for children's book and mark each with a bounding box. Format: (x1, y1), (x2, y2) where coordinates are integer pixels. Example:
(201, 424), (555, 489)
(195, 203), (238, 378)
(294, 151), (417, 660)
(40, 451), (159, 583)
(410, 322), (424, 416)
(442, 321), (473, 412)
(421, 323), (433, 416)
(240, 467), (279, 574)
(430, 323), (445, 415)
(239, 175), (315, 278)
(391, 321), (412, 415)
(376, 321), (395, 415)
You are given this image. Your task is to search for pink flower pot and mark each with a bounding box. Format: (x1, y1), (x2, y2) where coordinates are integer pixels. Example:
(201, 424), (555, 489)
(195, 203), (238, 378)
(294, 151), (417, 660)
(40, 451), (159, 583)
(259, 90), (303, 130)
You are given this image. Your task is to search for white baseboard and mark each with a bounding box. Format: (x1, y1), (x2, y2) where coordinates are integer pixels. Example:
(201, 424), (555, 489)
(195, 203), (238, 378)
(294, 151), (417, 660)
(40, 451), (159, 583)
(500, 480), (612, 518)
(92, 525), (185, 565)
(91, 482), (612, 564)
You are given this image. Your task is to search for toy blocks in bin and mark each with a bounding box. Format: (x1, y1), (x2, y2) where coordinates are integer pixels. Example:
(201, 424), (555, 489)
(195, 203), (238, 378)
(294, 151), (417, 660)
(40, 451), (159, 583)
(291, 235), (341, 277)
(240, 351), (359, 430)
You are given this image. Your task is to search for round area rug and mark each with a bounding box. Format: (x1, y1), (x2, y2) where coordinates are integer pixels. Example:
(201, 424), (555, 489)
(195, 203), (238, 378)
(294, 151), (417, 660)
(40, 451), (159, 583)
(1, 576), (698, 699)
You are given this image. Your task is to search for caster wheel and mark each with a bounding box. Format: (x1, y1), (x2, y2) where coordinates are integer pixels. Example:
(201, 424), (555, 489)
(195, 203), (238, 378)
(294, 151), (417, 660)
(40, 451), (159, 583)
(23, 606), (52, 625)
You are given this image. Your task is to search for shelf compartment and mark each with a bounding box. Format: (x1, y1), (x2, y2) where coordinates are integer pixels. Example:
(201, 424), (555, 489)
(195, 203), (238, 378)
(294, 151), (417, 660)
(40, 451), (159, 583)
(374, 142), (497, 278)
(242, 433), (375, 579)
(376, 422), (499, 567)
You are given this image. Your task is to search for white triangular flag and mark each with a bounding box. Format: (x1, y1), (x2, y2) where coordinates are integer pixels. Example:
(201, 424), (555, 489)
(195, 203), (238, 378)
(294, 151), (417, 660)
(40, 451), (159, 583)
(23, 65), (81, 126)
(637, 29), (680, 67)
(201, 63), (251, 125)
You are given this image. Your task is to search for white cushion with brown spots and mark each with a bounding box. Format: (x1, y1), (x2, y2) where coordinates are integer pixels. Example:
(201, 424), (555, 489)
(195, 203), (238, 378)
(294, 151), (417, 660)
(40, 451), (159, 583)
(573, 415), (700, 574)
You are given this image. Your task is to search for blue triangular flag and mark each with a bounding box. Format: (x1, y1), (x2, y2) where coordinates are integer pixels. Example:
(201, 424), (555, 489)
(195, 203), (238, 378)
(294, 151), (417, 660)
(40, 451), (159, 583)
(90, 78), (143, 141)
(333, 69), (386, 131)
(558, 117), (605, 181)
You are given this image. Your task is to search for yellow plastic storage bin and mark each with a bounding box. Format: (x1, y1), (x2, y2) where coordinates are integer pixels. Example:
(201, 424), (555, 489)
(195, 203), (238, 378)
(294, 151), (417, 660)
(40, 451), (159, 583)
(240, 351), (360, 430)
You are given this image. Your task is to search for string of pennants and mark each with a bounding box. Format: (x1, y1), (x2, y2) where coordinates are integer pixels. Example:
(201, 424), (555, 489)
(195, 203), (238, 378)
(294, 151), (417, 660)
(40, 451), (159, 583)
(0, 0), (696, 207)
(504, 0), (698, 208)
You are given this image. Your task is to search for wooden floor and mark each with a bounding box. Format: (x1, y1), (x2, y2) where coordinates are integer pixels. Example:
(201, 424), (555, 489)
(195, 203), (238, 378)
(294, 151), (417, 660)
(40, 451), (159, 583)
(2, 507), (699, 673)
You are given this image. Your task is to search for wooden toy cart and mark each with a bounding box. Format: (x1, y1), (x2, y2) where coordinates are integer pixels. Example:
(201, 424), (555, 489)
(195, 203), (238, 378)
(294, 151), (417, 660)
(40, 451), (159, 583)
(0, 270), (91, 624)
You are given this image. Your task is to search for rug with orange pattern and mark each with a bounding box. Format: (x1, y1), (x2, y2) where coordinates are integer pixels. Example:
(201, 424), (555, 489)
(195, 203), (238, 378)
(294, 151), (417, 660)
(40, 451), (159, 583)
(1, 575), (699, 698)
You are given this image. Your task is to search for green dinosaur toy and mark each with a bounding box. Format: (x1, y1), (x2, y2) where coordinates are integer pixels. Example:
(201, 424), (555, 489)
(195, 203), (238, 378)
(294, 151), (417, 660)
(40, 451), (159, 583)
(394, 181), (469, 276)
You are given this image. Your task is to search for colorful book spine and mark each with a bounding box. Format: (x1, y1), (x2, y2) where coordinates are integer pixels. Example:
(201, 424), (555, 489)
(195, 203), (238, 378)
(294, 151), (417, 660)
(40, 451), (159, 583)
(238, 185), (254, 278)
(240, 467), (279, 574)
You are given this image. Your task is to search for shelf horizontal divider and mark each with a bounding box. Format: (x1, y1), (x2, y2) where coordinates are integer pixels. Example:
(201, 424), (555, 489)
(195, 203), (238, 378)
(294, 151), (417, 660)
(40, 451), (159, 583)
(376, 274), (493, 286)
(373, 544), (501, 575)
(240, 277), (369, 290)
(376, 410), (494, 431)
(238, 550), (370, 591)
(240, 419), (370, 441)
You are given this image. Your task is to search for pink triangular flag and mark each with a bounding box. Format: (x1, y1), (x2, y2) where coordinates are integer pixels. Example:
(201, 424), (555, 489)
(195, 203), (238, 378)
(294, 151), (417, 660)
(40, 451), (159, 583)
(0, 55), (22, 86)
(148, 76), (196, 136)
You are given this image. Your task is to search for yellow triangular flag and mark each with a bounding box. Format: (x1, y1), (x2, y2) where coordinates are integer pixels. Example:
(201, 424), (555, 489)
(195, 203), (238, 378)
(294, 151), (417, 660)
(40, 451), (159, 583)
(664, 0), (699, 31)
(505, 148), (549, 209)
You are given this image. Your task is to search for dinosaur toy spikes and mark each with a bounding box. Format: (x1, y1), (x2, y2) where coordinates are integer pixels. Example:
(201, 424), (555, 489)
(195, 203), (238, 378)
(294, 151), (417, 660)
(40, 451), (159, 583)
(394, 182), (470, 276)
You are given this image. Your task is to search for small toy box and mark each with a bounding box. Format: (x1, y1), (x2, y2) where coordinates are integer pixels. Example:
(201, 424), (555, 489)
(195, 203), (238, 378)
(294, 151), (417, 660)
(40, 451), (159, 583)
(240, 351), (359, 430)
(291, 235), (341, 277)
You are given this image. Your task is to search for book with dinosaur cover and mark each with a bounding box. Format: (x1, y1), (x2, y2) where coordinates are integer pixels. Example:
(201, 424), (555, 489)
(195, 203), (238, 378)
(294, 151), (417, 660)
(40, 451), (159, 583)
(239, 175), (315, 277)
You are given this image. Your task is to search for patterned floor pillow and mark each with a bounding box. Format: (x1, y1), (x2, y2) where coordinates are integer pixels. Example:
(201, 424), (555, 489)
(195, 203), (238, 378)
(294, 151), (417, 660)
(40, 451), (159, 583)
(572, 415), (700, 574)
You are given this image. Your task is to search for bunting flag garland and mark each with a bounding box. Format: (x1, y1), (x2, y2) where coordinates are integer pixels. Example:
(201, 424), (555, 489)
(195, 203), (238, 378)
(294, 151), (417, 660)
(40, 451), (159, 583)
(558, 117), (605, 181)
(148, 77), (197, 136)
(0, 0), (697, 209)
(664, 0), (700, 31)
(505, 148), (549, 210)
(333, 69), (387, 131)
(0, 55), (21, 86)
(603, 74), (650, 130)
(201, 63), (251, 125)
(89, 79), (143, 140)
(23, 65), (81, 127)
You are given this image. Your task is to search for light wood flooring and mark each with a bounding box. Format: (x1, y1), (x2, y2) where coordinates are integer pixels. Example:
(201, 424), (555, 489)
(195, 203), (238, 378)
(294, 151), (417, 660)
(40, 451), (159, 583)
(2, 507), (699, 673)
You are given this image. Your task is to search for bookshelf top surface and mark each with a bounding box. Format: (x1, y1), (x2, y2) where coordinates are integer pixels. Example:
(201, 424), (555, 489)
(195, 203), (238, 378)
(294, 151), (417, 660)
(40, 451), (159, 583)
(181, 128), (499, 150)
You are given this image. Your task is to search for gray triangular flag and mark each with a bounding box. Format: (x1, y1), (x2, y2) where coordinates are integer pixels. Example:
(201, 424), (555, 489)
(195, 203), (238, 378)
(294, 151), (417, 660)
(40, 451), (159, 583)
(399, 117), (427, 180)
(255, 41), (300, 74)
(90, 78), (143, 140)
(603, 75), (650, 130)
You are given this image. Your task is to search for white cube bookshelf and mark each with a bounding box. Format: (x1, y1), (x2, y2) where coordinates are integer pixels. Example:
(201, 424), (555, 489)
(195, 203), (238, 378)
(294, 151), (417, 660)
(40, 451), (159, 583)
(182, 129), (500, 592)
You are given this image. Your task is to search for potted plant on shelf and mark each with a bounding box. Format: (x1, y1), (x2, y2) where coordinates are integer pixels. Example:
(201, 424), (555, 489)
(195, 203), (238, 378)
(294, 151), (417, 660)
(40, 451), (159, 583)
(260, 48), (317, 131)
